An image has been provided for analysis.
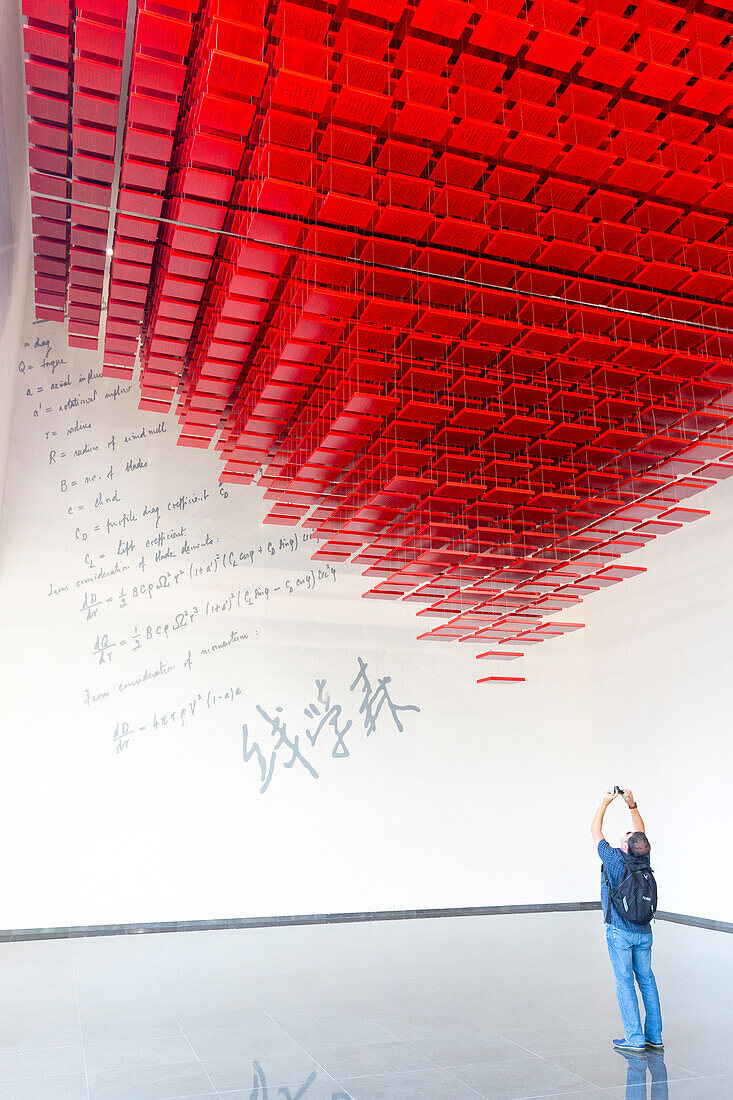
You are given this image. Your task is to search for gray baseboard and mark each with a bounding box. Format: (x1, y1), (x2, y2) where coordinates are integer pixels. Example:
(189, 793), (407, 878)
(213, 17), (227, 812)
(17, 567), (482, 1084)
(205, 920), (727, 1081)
(0, 901), (601, 943)
(655, 910), (733, 934)
(2, 902), (729, 943)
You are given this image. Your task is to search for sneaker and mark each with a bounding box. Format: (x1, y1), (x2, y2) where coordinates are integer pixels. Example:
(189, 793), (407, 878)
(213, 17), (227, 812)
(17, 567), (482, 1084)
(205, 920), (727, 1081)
(613, 1038), (646, 1055)
(645, 1041), (665, 1052)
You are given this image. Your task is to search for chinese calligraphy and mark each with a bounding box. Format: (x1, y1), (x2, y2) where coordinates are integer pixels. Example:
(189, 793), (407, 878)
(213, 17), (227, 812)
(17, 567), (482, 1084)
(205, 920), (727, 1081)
(350, 657), (421, 737)
(242, 658), (420, 794)
(243, 705), (318, 795)
(304, 678), (352, 759)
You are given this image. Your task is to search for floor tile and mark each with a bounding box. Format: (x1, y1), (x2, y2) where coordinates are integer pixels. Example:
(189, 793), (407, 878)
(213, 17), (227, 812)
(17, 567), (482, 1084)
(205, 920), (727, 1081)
(274, 1013), (391, 1048)
(86, 1062), (217, 1100)
(450, 1053), (596, 1098)
(174, 1005), (286, 1034)
(220, 1078), (352, 1100)
(660, 1040), (733, 1076)
(365, 1007), (461, 1040)
(197, 1049), (326, 1092)
(407, 1029), (532, 1068)
(0, 1021), (82, 1053)
(80, 1010), (182, 1045)
(307, 1039), (435, 1079)
(497, 1023), (601, 1059)
(83, 1033), (200, 1074)
(0, 1072), (89, 1099)
(336, 1066), (487, 1099)
(603, 1076), (732, 1099)
(184, 1024), (302, 1062)
(0, 1044), (86, 1082)
(76, 995), (171, 1025)
(0, 988), (78, 1014)
(548, 1048), (696, 1090)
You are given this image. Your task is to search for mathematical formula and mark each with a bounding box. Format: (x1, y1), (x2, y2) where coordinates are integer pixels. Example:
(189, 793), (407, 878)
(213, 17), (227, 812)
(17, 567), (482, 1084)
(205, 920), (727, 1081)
(7, 327), (422, 781)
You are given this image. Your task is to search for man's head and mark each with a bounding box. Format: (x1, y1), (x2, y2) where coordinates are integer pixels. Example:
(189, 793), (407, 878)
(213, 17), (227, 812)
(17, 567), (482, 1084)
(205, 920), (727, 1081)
(621, 830), (651, 857)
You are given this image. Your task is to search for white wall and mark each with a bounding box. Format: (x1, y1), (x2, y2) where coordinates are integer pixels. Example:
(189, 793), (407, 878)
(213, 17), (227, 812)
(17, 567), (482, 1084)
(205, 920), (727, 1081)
(581, 476), (733, 924)
(0, 2), (30, 510)
(3, 303), (732, 928)
(0, 315), (601, 931)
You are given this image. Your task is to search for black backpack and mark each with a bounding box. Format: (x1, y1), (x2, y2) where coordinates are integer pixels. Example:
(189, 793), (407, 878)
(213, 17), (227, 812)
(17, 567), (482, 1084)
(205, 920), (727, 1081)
(603, 855), (658, 926)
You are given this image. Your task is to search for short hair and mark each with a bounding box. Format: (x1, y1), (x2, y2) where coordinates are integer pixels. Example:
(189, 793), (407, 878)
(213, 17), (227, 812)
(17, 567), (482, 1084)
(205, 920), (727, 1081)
(628, 831), (650, 857)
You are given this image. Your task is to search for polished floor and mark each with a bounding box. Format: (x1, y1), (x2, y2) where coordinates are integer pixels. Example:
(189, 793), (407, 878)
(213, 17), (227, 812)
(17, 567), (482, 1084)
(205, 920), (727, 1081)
(0, 912), (730, 1099)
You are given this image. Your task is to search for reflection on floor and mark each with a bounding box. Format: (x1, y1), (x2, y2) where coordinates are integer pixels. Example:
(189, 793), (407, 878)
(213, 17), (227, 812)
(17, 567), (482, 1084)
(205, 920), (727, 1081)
(0, 911), (730, 1098)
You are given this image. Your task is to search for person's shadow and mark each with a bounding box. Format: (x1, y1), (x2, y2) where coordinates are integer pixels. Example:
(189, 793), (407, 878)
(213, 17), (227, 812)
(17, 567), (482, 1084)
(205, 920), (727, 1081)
(616, 1048), (668, 1099)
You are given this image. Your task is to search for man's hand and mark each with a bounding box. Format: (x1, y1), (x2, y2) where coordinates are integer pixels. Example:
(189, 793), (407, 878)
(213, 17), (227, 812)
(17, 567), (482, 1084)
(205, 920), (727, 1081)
(601, 788), (618, 806)
(622, 789), (646, 833)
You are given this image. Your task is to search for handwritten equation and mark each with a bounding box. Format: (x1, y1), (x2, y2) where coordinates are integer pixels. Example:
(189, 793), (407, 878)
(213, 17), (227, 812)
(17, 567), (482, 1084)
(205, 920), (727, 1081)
(243, 658), (420, 793)
(8, 324), (420, 778)
(114, 684), (243, 752)
(83, 562), (335, 672)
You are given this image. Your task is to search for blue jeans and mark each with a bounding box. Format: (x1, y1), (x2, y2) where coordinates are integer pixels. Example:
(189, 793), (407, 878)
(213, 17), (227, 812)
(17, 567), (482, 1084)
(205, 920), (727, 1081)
(606, 925), (663, 1047)
(620, 1049), (668, 1100)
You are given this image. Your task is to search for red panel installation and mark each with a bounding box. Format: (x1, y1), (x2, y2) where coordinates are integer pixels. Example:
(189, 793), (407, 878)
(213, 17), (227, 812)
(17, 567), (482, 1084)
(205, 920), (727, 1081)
(21, 0), (733, 678)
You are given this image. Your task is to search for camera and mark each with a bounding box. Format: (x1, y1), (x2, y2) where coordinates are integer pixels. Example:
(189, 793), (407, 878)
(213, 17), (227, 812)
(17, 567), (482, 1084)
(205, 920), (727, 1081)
(614, 786), (625, 795)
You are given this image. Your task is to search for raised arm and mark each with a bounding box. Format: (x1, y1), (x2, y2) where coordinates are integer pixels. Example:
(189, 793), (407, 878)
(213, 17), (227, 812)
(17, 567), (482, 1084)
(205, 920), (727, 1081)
(591, 789), (618, 845)
(622, 789), (645, 833)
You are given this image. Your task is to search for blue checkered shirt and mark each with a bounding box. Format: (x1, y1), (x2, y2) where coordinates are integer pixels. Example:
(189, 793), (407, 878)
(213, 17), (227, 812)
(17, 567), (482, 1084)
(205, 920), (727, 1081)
(598, 839), (652, 935)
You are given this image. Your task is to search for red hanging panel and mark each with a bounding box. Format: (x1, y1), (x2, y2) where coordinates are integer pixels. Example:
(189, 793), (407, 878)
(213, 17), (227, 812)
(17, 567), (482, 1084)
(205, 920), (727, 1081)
(21, 0), (733, 679)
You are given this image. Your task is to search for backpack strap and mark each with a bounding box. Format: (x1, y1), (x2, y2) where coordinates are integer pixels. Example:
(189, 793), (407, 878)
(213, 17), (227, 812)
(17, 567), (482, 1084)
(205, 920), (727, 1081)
(602, 864), (613, 924)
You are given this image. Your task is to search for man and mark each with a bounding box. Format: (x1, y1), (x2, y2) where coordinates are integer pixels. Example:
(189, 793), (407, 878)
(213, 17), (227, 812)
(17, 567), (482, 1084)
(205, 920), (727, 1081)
(591, 787), (663, 1055)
